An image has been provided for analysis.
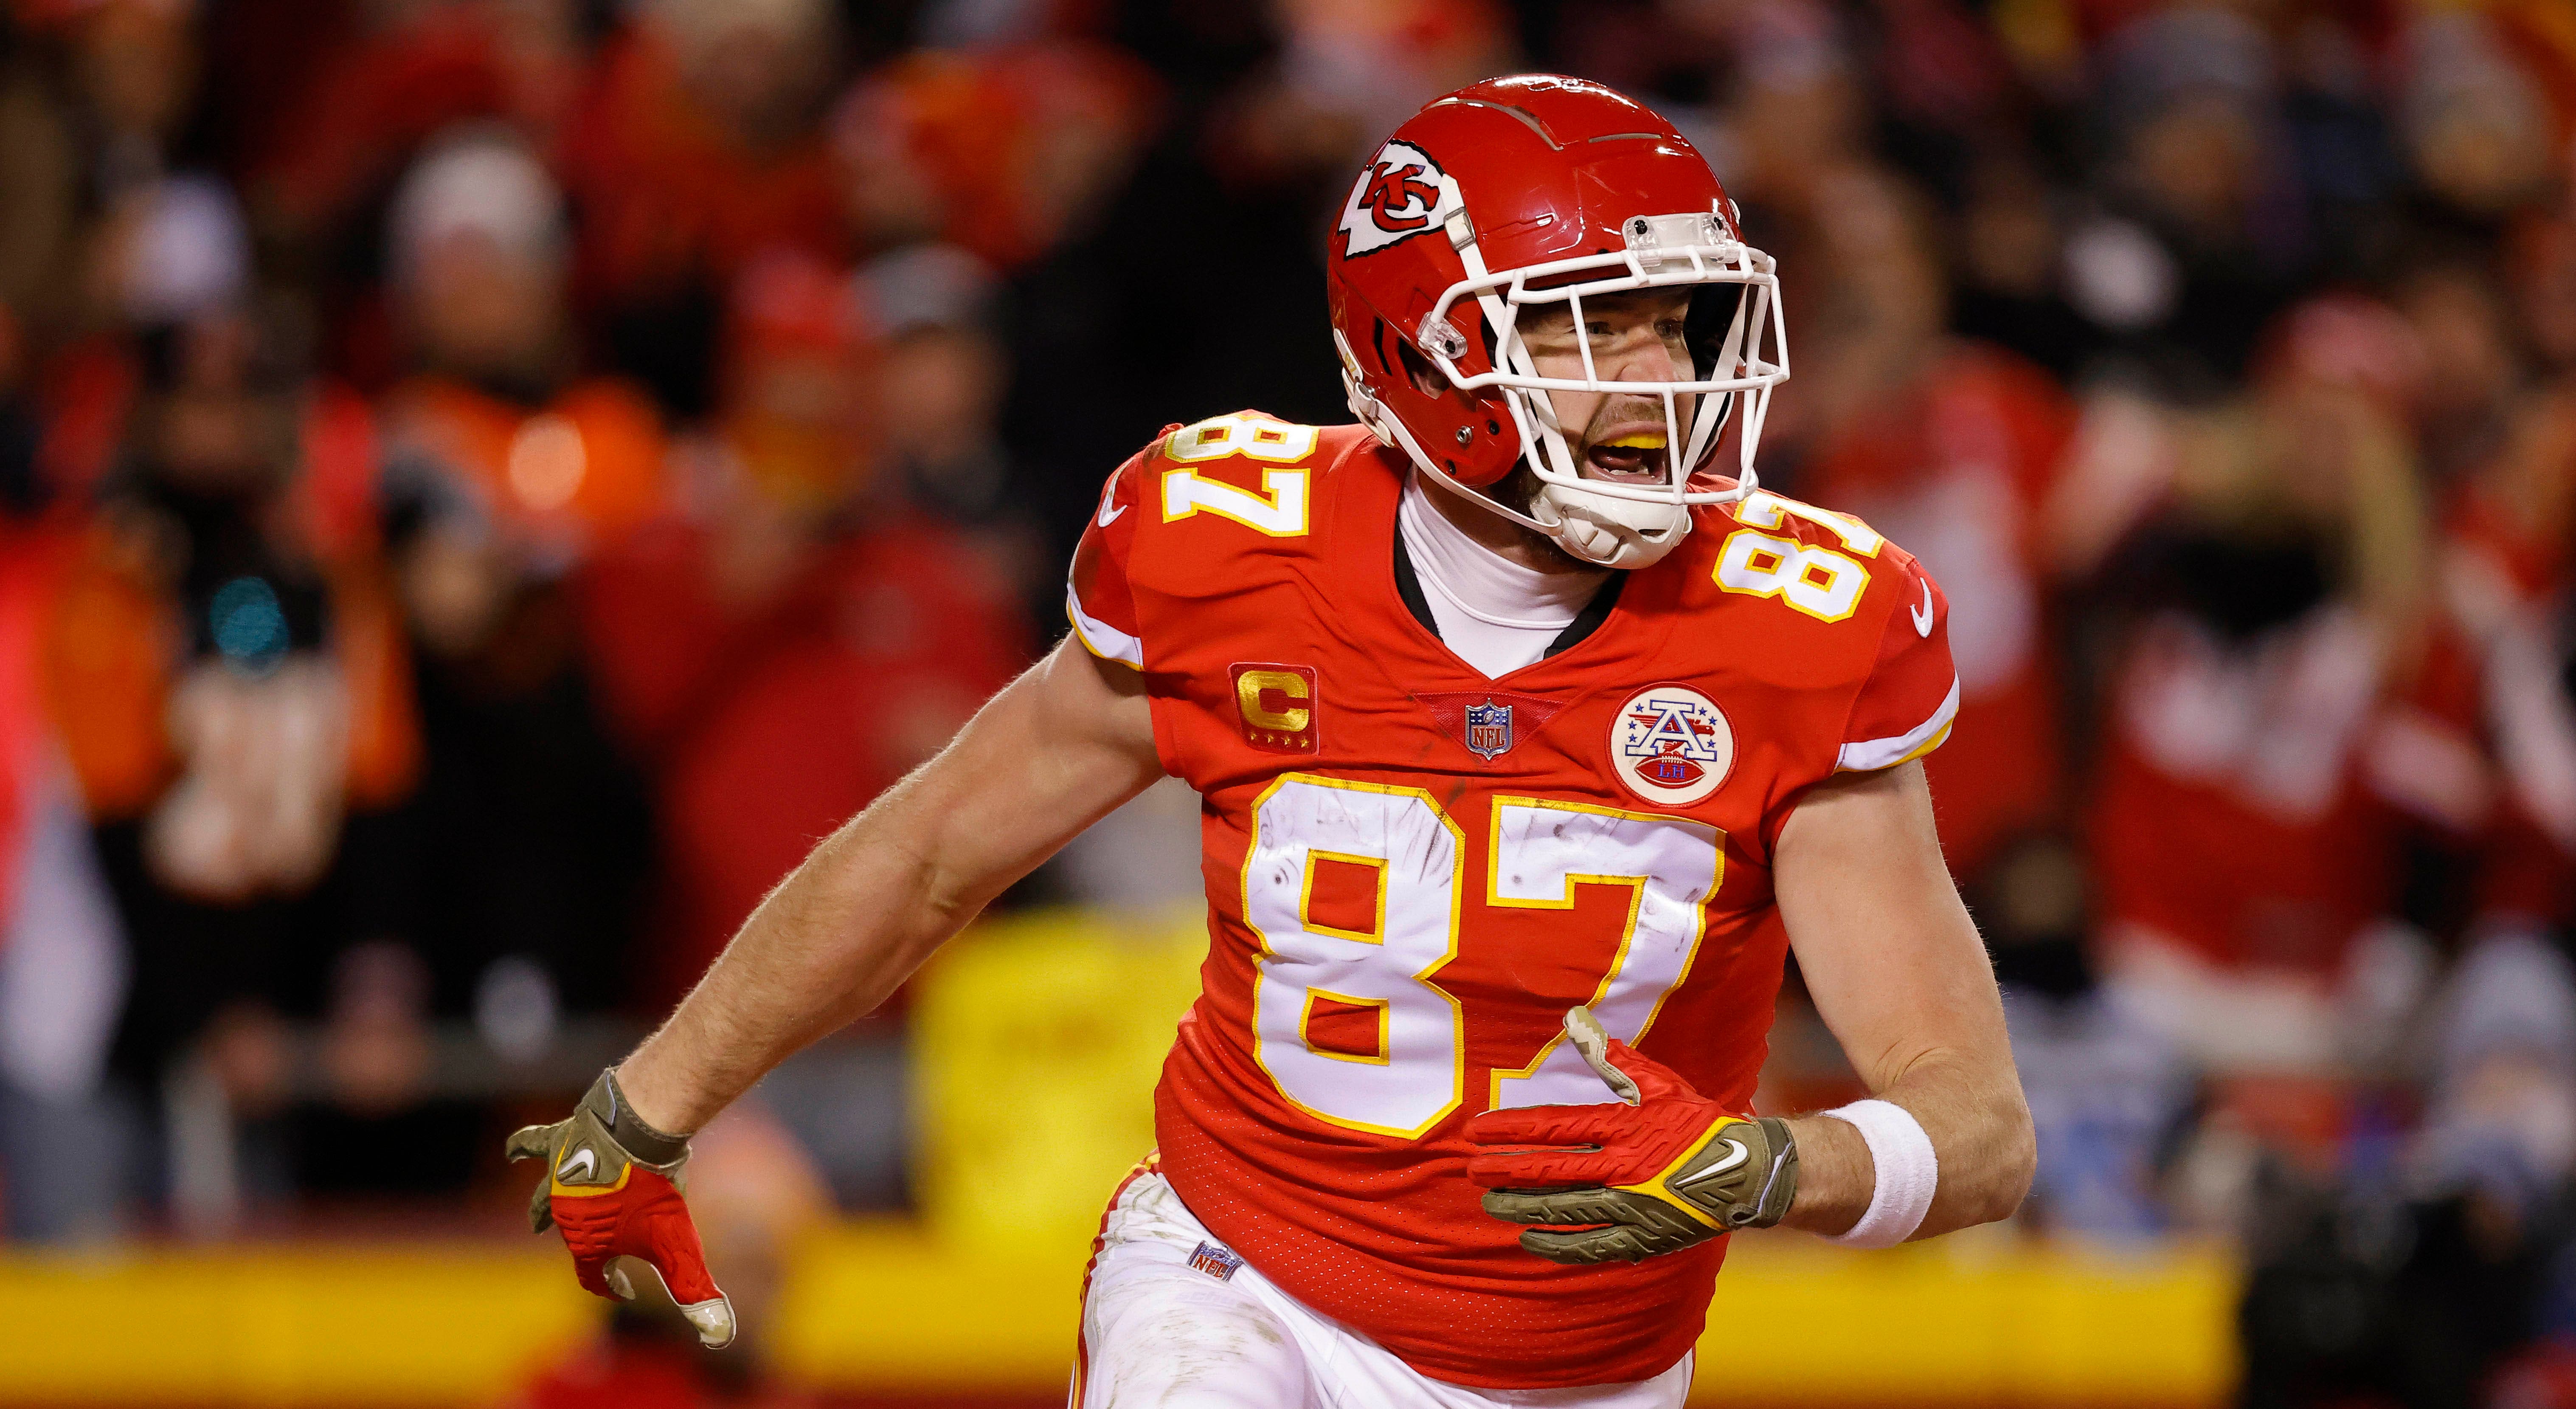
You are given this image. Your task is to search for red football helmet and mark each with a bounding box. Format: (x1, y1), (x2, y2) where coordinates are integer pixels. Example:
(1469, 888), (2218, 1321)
(1326, 75), (1788, 568)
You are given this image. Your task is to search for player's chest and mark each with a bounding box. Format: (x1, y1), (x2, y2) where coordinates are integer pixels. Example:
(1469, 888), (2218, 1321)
(1147, 573), (1839, 848)
(1194, 720), (1789, 1134)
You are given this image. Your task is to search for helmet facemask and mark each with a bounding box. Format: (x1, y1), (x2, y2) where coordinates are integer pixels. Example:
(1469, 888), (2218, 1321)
(1376, 189), (1790, 569)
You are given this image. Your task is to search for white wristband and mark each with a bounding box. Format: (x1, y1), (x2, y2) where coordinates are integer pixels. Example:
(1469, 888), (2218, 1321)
(1817, 1099), (1938, 1249)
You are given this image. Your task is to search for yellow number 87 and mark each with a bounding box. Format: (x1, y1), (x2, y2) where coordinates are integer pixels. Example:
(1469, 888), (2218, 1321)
(1713, 529), (1869, 623)
(1165, 412), (1319, 465)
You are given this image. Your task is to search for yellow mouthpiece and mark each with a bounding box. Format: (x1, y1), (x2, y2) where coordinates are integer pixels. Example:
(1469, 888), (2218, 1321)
(1601, 433), (1667, 450)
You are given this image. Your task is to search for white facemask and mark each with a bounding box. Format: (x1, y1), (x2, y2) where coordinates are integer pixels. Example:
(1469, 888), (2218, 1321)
(1350, 189), (1790, 571)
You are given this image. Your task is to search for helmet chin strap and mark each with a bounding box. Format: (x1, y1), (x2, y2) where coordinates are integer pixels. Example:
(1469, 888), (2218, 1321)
(1336, 329), (1694, 572)
(1511, 380), (1695, 569)
(1528, 478), (1690, 569)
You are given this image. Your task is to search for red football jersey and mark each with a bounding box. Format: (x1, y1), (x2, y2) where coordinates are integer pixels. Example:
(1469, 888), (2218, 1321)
(1067, 413), (1958, 1389)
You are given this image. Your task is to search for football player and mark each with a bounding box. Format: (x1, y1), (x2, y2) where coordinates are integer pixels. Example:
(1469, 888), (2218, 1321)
(509, 75), (2034, 1408)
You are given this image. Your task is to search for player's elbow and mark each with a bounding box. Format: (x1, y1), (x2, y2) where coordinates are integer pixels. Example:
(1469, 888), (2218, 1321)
(1969, 1094), (2038, 1227)
(916, 844), (998, 932)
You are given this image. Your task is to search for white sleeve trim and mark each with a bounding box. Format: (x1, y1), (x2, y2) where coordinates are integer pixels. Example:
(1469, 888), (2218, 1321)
(1065, 582), (1143, 668)
(1836, 675), (1960, 772)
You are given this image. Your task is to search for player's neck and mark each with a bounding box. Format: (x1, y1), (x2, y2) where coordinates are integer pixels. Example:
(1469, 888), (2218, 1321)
(1414, 471), (1597, 576)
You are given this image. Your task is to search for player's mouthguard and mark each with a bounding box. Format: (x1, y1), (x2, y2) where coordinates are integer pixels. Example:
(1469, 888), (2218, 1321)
(1586, 431), (1669, 478)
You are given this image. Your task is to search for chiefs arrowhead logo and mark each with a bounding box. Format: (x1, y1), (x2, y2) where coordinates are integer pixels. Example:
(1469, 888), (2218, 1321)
(1339, 141), (1448, 257)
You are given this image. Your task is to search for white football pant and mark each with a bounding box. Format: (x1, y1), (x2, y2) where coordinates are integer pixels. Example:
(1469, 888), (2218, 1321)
(1072, 1170), (1693, 1409)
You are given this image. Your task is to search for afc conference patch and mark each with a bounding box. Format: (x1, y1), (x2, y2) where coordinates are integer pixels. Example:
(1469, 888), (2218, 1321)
(1610, 683), (1734, 807)
(1188, 1240), (1245, 1282)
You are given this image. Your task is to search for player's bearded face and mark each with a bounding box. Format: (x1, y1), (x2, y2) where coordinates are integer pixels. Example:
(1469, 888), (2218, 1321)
(1515, 288), (1699, 487)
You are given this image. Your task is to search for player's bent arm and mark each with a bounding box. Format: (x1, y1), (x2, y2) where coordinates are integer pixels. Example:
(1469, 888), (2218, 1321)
(615, 637), (1165, 1134)
(1770, 761), (2035, 1240)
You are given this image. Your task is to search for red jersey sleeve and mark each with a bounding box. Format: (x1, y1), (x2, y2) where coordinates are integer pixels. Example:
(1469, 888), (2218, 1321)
(1066, 438), (1164, 669)
(1838, 550), (1960, 771)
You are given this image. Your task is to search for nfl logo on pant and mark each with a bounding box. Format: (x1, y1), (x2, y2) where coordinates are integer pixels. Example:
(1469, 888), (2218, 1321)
(1189, 1241), (1245, 1282)
(1464, 701), (1513, 761)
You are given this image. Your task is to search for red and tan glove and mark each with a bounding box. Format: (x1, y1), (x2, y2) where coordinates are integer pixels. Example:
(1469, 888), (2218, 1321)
(506, 1069), (736, 1347)
(1467, 1006), (1798, 1264)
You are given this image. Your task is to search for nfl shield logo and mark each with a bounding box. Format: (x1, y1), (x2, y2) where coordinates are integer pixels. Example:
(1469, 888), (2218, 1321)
(1188, 1240), (1244, 1281)
(1463, 700), (1514, 761)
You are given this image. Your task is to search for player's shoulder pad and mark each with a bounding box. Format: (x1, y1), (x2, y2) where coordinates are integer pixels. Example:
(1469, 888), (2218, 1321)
(1690, 488), (1947, 671)
(1119, 410), (1376, 546)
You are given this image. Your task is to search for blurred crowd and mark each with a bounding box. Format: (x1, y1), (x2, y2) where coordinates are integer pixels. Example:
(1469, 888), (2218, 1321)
(0, 0), (2573, 1402)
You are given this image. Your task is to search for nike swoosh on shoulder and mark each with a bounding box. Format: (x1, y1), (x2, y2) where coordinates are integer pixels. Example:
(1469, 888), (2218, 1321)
(1910, 578), (1935, 637)
(1097, 497), (1129, 527)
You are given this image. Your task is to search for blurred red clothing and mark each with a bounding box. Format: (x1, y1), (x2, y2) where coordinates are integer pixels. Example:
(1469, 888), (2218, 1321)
(2087, 467), (2576, 986)
(580, 512), (1028, 1007)
(383, 375), (669, 553)
(256, 0), (582, 236)
(0, 518), (67, 918)
(2084, 603), (2536, 987)
(836, 43), (1159, 272)
(2091, 700), (2400, 978)
(556, 26), (844, 312)
(1799, 343), (2077, 877)
(503, 1330), (810, 1409)
(2434, 486), (2576, 926)
(2489, 1338), (2576, 1409)
(33, 335), (137, 505)
(36, 339), (386, 556)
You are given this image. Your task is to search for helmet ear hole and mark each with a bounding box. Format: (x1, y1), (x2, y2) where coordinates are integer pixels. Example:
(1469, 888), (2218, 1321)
(1368, 318), (1399, 376)
(1685, 283), (1745, 379)
(1393, 337), (1448, 398)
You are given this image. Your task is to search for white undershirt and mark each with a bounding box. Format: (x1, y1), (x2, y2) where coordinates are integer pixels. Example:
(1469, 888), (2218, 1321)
(1397, 474), (1609, 678)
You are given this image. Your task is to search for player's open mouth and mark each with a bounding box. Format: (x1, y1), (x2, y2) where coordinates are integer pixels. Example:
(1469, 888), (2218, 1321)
(1583, 429), (1667, 482)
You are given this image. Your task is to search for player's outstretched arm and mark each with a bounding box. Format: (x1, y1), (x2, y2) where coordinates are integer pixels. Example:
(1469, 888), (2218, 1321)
(619, 637), (1163, 1133)
(504, 638), (1161, 1338)
(1770, 760), (2036, 1242)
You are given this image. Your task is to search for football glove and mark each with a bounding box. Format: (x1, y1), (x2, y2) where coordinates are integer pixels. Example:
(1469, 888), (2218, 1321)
(505, 1068), (736, 1347)
(1466, 1006), (1798, 1264)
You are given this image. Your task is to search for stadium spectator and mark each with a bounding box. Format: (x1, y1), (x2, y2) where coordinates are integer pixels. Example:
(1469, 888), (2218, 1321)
(0, 2), (2570, 1394)
(253, 0), (590, 242)
(834, 41), (1160, 276)
(374, 129), (657, 1055)
(1794, 167), (2081, 885)
(2083, 294), (2440, 1074)
(578, 252), (1029, 1010)
(2511, 203), (2576, 379)
(556, 0), (846, 416)
(38, 285), (422, 1208)
(0, 305), (127, 1243)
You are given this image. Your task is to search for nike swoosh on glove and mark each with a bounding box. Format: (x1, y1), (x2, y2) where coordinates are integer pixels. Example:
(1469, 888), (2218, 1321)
(1466, 1006), (1797, 1264)
(506, 1069), (736, 1347)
